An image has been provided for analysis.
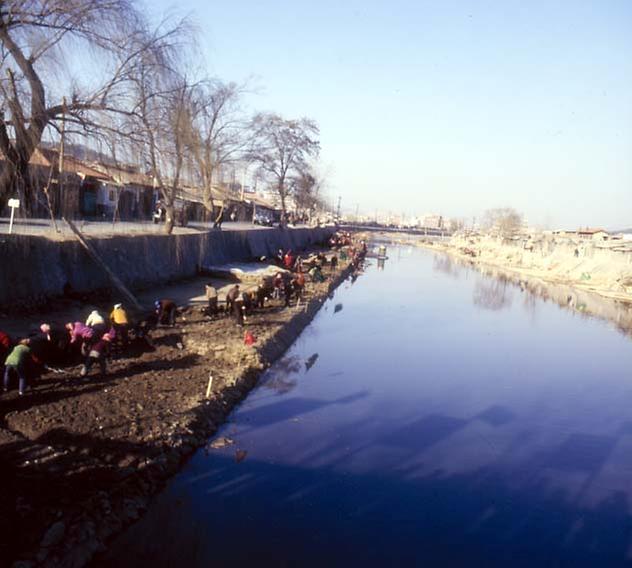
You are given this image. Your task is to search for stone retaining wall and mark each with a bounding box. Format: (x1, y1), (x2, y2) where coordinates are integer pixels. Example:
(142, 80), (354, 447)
(0, 227), (334, 308)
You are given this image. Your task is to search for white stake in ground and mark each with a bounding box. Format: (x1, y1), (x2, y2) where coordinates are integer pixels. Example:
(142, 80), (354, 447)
(206, 374), (214, 398)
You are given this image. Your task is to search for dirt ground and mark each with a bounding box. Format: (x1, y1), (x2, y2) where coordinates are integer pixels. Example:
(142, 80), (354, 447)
(0, 258), (354, 568)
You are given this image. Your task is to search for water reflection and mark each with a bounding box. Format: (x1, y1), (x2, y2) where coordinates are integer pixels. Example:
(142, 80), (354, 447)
(260, 355), (302, 394)
(305, 353), (319, 371)
(434, 252), (632, 341)
(473, 278), (513, 311)
(236, 391), (370, 431)
(432, 254), (460, 279)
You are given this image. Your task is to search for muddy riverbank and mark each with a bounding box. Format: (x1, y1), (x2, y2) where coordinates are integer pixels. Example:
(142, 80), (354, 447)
(0, 258), (355, 568)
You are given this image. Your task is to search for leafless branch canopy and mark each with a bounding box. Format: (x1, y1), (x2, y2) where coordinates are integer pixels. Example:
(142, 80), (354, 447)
(0, 0), (191, 212)
(248, 113), (320, 218)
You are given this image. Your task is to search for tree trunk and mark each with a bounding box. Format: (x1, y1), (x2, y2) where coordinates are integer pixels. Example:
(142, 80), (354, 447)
(0, 164), (14, 213)
(164, 204), (175, 234)
(213, 203), (224, 229)
(279, 190), (287, 229)
(15, 156), (33, 216)
(0, 155), (33, 216)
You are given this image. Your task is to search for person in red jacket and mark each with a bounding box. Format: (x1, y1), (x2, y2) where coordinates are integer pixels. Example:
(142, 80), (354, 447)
(0, 331), (11, 375)
(283, 250), (294, 270)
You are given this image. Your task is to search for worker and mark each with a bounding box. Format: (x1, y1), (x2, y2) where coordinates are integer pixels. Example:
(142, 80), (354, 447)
(110, 303), (130, 356)
(273, 272), (285, 300)
(283, 278), (295, 307)
(28, 326), (55, 368)
(0, 330), (11, 365)
(155, 299), (177, 326)
(80, 332), (113, 378)
(283, 250), (294, 270)
(205, 284), (219, 316)
(308, 265), (325, 283)
(225, 284), (240, 315)
(256, 280), (271, 308)
(66, 321), (94, 356)
(241, 289), (256, 316)
(330, 255), (338, 271)
(86, 309), (108, 340)
(292, 272), (306, 302)
(3, 339), (43, 395)
(233, 291), (246, 326)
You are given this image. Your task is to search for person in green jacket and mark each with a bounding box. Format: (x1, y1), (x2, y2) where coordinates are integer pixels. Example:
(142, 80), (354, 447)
(3, 340), (41, 396)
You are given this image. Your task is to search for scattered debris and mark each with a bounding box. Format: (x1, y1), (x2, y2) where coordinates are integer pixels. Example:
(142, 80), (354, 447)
(209, 436), (235, 449)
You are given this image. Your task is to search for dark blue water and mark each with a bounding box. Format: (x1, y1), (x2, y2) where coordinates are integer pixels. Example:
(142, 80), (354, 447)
(99, 246), (632, 567)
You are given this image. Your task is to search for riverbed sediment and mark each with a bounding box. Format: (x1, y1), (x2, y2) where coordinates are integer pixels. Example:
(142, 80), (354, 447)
(0, 258), (355, 568)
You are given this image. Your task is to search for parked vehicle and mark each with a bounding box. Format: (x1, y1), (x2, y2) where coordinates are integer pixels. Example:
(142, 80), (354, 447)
(253, 211), (274, 226)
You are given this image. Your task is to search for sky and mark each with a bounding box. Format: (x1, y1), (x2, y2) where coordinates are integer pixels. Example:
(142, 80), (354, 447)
(146, 0), (632, 229)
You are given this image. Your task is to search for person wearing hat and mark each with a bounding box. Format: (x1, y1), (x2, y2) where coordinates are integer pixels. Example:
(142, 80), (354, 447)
(110, 303), (130, 356)
(86, 309), (108, 343)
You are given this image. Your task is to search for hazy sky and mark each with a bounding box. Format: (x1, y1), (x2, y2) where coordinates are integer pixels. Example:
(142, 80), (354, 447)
(147, 0), (632, 229)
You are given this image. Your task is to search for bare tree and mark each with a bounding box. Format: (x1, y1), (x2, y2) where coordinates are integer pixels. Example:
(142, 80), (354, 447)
(249, 113), (320, 224)
(188, 79), (248, 226)
(0, 0), (178, 213)
(126, 42), (196, 234)
(291, 165), (328, 221)
(482, 207), (523, 236)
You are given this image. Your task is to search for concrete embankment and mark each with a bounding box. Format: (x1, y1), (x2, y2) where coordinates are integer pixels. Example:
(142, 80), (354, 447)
(0, 227), (334, 309)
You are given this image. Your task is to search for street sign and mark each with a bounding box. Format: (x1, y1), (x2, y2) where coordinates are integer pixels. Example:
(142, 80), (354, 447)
(8, 198), (19, 234)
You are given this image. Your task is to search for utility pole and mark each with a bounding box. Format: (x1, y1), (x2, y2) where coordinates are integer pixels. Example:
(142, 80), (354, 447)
(58, 97), (66, 218)
(240, 167), (246, 201)
(355, 203), (359, 223)
(336, 195), (341, 220)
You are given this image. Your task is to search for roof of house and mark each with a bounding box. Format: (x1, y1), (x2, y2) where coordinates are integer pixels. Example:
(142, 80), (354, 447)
(578, 228), (609, 235)
(35, 148), (111, 180)
(3, 145), (281, 210)
(90, 162), (154, 187)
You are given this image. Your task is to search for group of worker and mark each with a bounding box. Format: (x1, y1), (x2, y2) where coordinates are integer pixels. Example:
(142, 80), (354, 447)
(329, 231), (353, 248)
(0, 299), (181, 396)
(0, 239), (360, 398)
(203, 249), (340, 327)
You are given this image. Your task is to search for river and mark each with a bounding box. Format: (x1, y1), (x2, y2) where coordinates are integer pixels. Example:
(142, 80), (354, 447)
(97, 244), (632, 567)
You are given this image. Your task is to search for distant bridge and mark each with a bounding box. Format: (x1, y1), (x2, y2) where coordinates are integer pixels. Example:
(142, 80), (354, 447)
(339, 224), (453, 238)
